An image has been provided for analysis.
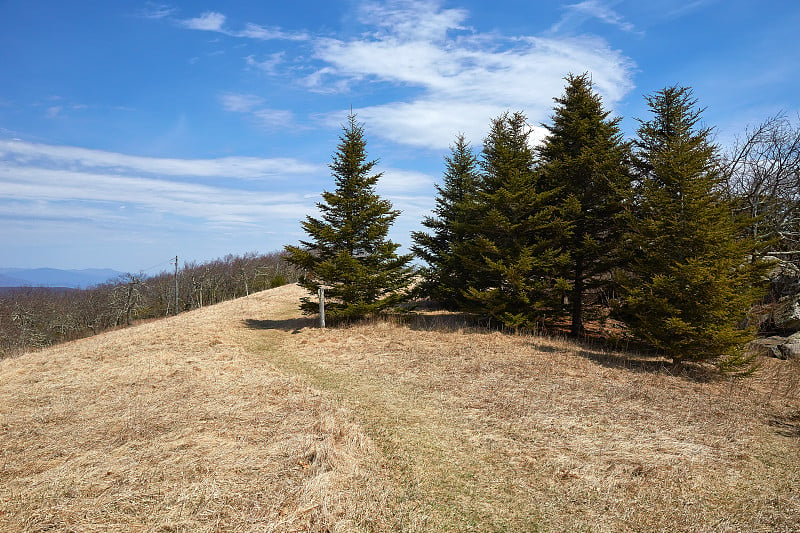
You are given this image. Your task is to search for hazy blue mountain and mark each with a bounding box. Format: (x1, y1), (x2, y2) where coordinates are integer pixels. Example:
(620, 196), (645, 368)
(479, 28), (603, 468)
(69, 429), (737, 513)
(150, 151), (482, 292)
(0, 268), (123, 288)
(0, 273), (29, 287)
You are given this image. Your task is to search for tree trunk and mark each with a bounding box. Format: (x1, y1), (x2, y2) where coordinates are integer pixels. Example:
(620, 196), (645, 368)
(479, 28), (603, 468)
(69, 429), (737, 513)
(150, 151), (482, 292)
(571, 258), (584, 337)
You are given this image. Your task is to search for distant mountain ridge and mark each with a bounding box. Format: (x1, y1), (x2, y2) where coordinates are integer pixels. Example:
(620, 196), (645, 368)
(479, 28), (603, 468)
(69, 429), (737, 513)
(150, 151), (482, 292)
(0, 268), (123, 288)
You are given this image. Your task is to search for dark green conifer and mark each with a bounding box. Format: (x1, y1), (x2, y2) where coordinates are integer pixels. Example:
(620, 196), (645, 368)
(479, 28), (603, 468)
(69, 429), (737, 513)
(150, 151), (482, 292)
(458, 111), (571, 330)
(617, 87), (764, 370)
(284, 114), (414, 321)
(411, 134), (480, 309)
(538, 73), (632, 336)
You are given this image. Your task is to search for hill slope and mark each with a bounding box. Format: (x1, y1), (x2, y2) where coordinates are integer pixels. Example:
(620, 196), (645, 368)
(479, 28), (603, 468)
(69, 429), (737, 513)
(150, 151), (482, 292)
(1, 284), (798, 531)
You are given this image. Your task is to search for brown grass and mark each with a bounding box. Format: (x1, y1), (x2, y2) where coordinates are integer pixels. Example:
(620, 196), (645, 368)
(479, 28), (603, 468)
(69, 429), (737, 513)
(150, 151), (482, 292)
(2, 284), (799, 531)
(0, 285), (396, 532)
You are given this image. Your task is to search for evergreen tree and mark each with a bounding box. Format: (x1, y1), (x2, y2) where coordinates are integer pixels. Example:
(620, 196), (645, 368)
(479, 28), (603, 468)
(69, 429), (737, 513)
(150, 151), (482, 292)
(617, 87), (764, 370)
(538, 73), (632, 336)
(458, 111), (571, 329)
(411, 134), (480, 309)
(284, 113), (414, 321)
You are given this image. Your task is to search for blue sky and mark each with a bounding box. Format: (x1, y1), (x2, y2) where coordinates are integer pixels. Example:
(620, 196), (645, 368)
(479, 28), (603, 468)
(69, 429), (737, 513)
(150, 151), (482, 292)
(1, 0), (798, 272)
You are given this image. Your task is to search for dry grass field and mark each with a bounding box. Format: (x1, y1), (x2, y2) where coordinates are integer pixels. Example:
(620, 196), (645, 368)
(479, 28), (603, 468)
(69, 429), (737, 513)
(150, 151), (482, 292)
(1, 283), (798, 531)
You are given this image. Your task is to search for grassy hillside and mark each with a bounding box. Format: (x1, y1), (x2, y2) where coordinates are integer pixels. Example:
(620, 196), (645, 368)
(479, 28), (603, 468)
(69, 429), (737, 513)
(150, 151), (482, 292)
(1, 284), (798, 531)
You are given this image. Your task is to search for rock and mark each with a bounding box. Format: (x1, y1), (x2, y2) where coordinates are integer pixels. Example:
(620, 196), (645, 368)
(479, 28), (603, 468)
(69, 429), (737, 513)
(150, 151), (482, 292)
(778, 331), (800, 360)
(778, 342), (800, 360)
(772, 294), (800, 331)
(766, 258), (800, 297)
(747, 336), (789, 359)
(747, 334), (800, 360)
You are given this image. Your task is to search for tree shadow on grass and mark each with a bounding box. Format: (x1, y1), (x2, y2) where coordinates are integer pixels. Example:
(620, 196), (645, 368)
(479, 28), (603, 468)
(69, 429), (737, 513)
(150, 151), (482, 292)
(403, 312), (490, 334)
(244, 317), (314, 334)
(567, 340), (718, 382)
(576, 345), (675, 374)
(769, 413), (800, 438)
(394, 308), (717, 381)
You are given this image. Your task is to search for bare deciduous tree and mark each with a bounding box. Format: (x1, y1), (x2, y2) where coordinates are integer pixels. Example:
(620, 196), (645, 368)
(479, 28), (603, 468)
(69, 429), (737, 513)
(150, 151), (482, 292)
(0, 252), (301, 357)
(723, 113), (800, 259)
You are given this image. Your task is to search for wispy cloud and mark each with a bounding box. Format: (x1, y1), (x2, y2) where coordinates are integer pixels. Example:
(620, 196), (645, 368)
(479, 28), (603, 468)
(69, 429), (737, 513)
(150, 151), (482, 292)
(0, 165), (305, 220)
(218, 93), (296, 130)
(171, 1), (633, 149)
(310, 0), (634, 149)
(178, 11), (308, 41)
(551, 0), (638, 34)
(0, 139), (321, 179)
(219, 93), (264, 113)
(0, 140), (325, 259)
(138, 2), (177, 20)
(376, 167), (434, 195)
(181, 11), (226, 31)
(661, 0), (717, 19)
(238, 22), (309, 41)
(358, 0), (470, 41)
(252, 108), (295, 129)
(245, 53), (284, 75)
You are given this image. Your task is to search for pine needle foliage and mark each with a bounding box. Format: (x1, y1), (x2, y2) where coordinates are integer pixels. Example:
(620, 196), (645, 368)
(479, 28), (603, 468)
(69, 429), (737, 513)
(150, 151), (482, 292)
(284, 114), (414, 321)
(411, 134), (480, 309)
(458, 111), (571, 330)
(538, 73), (632, 336)
(617, 87), (765, 370)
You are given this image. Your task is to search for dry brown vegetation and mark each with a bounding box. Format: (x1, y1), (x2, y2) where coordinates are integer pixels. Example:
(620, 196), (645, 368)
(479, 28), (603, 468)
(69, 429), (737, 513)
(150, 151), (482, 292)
(1, 284), (798, 531)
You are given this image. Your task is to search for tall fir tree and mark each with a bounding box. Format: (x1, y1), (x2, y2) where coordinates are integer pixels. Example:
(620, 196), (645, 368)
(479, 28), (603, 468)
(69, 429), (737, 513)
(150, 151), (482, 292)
(538, 73), (632, 336)
(284, 113), (414, 321)
(411, 134), (480, 309)
(617, 86), (764, 370)
(458, 111), (571, 329)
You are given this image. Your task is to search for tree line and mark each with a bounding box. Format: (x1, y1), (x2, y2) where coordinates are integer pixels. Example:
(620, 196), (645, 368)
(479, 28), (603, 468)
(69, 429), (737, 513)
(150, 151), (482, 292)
(0, 252), (299, 357)
(286, 73), (800, 372)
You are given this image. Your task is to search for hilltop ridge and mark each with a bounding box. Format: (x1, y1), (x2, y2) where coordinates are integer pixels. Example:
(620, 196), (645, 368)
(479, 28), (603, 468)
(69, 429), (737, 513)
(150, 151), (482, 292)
(0, 284), (798, 531)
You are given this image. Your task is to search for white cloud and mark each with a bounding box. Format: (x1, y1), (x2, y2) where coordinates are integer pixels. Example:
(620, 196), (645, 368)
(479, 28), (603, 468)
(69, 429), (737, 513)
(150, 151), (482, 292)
(218, 93), (295, 130)
(376, 167), (434, 194)
(238, 23), (309, 41)
(181, 11), (226, 31)
(552, 0), (638, 34)
(353, 100), (503, 149)
(0, 140), (325, 250)
(252, 108), (295, 129)
(0, 147), (323, 264)
(358, 0), (469, 41)
(138, 2), (177, 20)
(0, 140), (321, 179)
(309, 0), (635, 149)
(245, 53), (285, 75)
(178, 11), (308, 41)
(219, 93), (264, 113)
(45, 106), (62, 119)
(0, 165), (310, 224)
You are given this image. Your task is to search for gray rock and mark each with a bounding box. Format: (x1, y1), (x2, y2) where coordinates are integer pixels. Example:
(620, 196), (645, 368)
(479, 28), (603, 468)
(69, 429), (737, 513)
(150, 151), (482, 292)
(747, 336), (788, 359)
(747, 334), (800, 360)
(778, 342), (800, 360)
(772, 294), (800, 331)
(766, 258), (800, 297)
